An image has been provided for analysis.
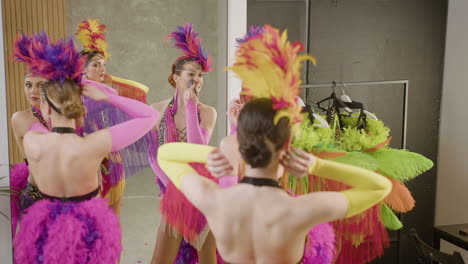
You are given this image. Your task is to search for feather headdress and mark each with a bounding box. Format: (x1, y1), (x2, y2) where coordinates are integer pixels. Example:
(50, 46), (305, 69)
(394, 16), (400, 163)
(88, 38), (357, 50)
(167, 23), (212, 72)
(18, 35), (85, 84)
(75, 18), (110, 59)
(13, 31), (50, 67)
(229, 25), (316, 134)
(236, 25), (265, 45)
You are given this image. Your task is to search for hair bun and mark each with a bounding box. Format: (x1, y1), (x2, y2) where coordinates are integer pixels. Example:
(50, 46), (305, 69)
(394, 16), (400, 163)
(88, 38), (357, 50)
(63, 101), (85, 119)
(239, 135), (273, 168)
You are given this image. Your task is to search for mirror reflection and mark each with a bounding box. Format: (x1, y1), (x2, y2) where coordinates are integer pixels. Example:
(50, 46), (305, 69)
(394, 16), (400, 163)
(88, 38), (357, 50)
(2, 0), (454, 263)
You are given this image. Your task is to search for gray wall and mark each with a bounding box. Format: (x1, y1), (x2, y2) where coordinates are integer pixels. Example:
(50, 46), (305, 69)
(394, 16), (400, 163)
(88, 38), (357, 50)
(307, 1), (446, 262)
(248, 0), (447, 263)
(436, 0), (468, 260)
(66, 0), (224, 145)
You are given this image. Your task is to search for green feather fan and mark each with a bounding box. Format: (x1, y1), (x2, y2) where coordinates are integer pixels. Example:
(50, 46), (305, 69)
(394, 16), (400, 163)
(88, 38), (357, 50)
(328, 151), (379, 171)
(381, 203), (404, 230)
(368, 149), (434, 182)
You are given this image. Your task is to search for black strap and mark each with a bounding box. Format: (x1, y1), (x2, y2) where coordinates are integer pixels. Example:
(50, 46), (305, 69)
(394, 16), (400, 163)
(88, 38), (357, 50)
(42, 89), (62, 114)
(240, 176), (281, 188)
(51, 127), (76, 134)
(40, 187), (100, 202)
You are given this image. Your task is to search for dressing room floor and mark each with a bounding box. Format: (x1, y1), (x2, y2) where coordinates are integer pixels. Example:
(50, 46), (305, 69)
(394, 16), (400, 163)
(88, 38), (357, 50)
(121, 168), (160, 264)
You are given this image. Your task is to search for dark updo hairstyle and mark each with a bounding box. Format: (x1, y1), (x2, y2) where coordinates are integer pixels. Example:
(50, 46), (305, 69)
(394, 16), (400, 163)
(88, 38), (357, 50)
(168, 57), (201, 88)
(237, 98), (291, 168)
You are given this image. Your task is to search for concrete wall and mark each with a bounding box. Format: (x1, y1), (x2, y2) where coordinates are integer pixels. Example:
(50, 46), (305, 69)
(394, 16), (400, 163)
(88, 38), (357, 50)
(305, 2), (447, 262)
(436, 0), (468, 260)
(66, 0), (225, 145)
(248, 0), (447, 263)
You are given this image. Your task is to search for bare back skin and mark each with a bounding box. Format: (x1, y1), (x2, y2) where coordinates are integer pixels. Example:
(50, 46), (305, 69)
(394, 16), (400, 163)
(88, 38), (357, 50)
(23, 126), (111, 197)
(181, 169), (346, 264)
(180, 139), (349, 264)
(208, 185), (305, 264)
(22, 83), (113, 198)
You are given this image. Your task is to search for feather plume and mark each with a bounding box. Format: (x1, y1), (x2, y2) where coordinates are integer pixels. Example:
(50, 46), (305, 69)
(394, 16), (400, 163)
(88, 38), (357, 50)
(229, 25), (316, 134)
(167, 23), (212, 72)
(236, 25), (265, 45)
(13, 31), (50, 67)
(27, 37), (85, 84)
(75, 18), (110, 59)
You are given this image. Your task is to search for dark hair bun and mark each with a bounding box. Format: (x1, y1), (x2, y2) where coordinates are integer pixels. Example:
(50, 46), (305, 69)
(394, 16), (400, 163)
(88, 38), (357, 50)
(239, 135), (273, 168)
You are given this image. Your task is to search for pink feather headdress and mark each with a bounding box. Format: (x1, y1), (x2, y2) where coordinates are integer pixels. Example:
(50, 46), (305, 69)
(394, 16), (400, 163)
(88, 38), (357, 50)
(13, 31), (50, 69)
(13, 32), (85, 84)
(167, 23), (212, 72)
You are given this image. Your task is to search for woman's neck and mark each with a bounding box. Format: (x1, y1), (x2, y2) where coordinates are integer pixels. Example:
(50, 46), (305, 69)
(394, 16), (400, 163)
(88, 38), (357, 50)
(50, 115), (76, 129)
(175, 88), (187, 114)
(244, 159), (281, 180)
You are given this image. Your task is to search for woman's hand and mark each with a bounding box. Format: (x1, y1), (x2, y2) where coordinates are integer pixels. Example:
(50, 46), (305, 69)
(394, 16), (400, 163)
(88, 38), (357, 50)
(280, 147), (315, 179)
(184, 88), (199, 105)
(206, 148), (233, 178)
(81, 80), (109, 102)
(228, 99), (243, 126)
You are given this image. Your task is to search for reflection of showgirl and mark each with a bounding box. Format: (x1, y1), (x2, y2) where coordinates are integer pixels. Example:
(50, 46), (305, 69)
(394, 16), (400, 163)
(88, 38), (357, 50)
(10, 32), (52, 238)
(76, 18), (156, 220)
(149, 23), (218, 264)
(13, 33), (158, 263)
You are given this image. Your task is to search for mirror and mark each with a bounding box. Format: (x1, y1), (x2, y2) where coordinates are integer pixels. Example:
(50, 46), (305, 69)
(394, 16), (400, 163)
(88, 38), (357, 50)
(2, 0), (234, 263)
(0, 0), (447, 263)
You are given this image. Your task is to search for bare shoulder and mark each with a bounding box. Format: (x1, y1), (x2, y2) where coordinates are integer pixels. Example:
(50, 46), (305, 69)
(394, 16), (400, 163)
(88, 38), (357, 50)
(199, 103), (217, 123)
(150, 98), (171, 112)
(199, 103), (217, 115)
(220, 135), (238, 154)
(150, 98), (171, 128)
(11, 109), (35, 134)
(22, 130), (43, 154)
(12, 109), (33, 123)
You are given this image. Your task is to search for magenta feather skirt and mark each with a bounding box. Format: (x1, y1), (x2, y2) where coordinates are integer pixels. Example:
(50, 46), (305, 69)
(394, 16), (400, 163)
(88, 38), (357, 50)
(10, 162), (29, 238)
(14, 198), (122, 264)
(302, 222), (336, 264)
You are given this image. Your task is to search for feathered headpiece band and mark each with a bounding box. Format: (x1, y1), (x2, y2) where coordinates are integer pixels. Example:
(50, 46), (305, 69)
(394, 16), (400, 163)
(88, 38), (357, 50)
(229, 25), (316, 134)
(167, 23), (212, 72)
(14, 33), (85, 84)
(75, 18), (110, 59)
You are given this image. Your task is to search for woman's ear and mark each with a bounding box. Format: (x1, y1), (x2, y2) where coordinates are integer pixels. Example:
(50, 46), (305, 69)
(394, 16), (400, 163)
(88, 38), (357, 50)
(172, 73), (180, 83)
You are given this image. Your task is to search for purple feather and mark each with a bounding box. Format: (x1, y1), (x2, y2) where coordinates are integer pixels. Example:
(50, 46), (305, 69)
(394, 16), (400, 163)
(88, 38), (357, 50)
(13, 31), (50, 66)
(27, 36), (85, 84)
(236, 25), (265, 45)
(167, 23), (212, 72)
(14, 198), (122, 264)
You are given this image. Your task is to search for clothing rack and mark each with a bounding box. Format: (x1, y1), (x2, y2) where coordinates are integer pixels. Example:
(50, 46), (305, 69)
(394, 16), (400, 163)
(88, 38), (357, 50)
(300, 80), (409, 149)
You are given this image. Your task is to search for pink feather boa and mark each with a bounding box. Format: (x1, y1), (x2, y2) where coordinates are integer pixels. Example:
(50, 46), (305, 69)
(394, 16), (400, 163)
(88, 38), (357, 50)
(302, 223), (336, 264)
(9, 162), (29, 238)
(14, 198), (121, 264)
